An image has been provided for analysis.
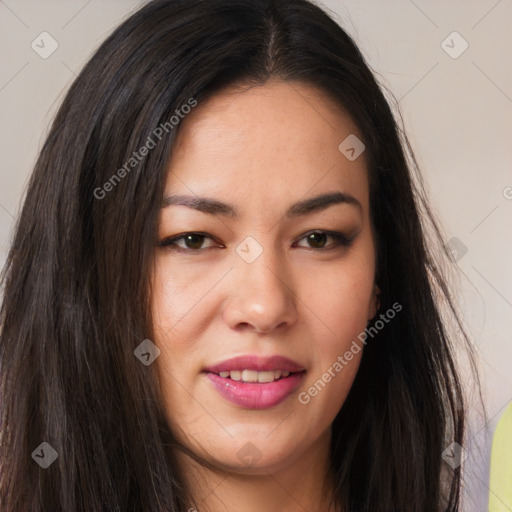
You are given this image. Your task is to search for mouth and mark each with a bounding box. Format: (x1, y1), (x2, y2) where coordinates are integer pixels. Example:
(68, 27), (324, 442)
(203, 355), (306, 409)
(212, 369), (299, 383)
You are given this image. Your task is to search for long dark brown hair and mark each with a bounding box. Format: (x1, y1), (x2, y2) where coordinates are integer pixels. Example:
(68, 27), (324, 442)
(0, 0), (476, 510)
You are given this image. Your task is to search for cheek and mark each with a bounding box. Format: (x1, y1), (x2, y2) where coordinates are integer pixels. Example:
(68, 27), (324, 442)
(306, 277), (367, 381)
(151, 257), (219, 343)
(151, 259), (195, 327)
(150, 265), (205, 419)
(297, 266), (370, 421)
(150, 262), (203, 389)
(304, 261), (375, 341)
(299, 247), (375, 401)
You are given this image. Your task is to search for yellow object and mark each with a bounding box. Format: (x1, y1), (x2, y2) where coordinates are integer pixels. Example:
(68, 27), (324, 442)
(489, 402), (512, 511)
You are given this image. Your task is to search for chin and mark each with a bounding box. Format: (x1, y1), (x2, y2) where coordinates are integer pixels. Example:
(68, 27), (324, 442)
(200, 432), (309, 475)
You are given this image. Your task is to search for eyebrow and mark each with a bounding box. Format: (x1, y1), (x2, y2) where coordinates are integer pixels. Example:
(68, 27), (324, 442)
(161, 191), (362, 218)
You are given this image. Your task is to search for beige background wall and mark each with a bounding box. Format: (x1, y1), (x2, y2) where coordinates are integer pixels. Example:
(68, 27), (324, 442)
(1, 1), (510, 510)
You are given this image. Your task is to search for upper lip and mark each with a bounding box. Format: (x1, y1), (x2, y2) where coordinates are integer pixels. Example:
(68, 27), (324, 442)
(203, 355), (306, 374)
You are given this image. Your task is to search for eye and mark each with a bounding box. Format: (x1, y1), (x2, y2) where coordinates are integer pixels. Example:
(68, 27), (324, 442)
(157, 230), (353, 254)
(294, 230), (352, 250)
(157, 232), (221, 252)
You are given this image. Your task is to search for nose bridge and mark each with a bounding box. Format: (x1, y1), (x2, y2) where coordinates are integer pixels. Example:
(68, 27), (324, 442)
(224, 236), (297, 332)
(244, 249), (287, 300)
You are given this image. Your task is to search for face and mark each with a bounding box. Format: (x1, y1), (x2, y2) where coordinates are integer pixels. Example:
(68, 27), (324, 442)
(151, 80), (378, 475)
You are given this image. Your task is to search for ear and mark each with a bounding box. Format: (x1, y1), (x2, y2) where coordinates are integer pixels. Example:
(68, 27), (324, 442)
(368, 284), (381, 320)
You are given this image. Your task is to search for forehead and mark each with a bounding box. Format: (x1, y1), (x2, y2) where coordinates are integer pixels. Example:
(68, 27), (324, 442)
(165, 80), (369, 215)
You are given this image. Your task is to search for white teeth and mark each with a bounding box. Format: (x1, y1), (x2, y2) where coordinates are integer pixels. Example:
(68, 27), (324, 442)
(257, 371), (276, 383)
(217, 369), (294, 383)
(241, 369), (258, 382)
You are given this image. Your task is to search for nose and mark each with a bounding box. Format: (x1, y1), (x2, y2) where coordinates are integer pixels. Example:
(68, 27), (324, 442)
(223, 249), (298, 334)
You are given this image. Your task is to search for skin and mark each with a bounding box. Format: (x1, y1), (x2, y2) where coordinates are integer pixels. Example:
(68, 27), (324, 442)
(151, 79), (378, 512)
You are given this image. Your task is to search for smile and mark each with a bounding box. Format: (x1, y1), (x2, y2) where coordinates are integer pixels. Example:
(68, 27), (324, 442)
(217, 369), (292, 383)
(203, 355), (306, 409)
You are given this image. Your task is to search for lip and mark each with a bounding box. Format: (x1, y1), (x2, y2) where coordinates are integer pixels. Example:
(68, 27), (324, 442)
(203, 355), (305, 374)
(203, 355), (306, 410)
(205, 372), (305, 409)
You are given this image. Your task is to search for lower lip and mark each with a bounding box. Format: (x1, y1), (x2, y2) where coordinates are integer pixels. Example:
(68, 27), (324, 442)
(205, 372), (305, 409)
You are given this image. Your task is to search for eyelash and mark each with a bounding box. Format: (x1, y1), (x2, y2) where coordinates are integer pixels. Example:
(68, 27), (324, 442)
(156, 230), (353, 254)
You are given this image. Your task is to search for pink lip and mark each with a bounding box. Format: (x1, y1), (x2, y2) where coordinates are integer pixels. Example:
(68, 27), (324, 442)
(203, 355), (306, 410)
(206, 372), (305, 409)
(203, 355), (305, 373)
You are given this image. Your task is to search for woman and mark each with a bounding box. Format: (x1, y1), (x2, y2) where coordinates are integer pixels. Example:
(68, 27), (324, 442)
(0, 0), (477, 510)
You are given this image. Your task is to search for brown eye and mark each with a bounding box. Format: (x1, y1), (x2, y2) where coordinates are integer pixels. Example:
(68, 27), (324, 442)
(295, 230), (352, 250)
(306, 232), (328, 249)
(157, 232), (219, 252)
(180, 233), (208, 250)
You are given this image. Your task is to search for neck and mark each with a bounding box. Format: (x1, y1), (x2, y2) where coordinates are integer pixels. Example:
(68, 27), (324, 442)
(179, 429), (339, 512)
